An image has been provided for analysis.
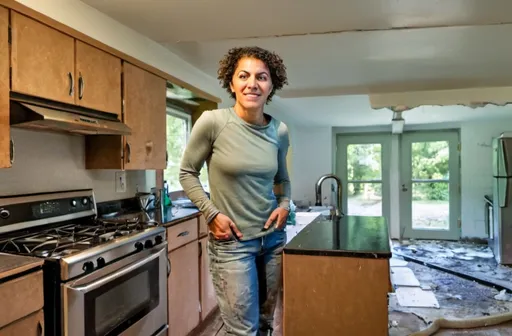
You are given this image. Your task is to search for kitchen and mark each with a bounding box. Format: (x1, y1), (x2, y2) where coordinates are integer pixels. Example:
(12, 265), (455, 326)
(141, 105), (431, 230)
(3, 1), (512, 336)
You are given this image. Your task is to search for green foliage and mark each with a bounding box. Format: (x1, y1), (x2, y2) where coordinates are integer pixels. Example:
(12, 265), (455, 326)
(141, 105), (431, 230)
(164, 114), (209, 192)
(346, 140), (450, 202)
(347, 144), (381, 196)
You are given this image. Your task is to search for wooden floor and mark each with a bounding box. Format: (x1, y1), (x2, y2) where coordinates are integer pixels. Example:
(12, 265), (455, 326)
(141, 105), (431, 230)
(194, 289), (284, 336)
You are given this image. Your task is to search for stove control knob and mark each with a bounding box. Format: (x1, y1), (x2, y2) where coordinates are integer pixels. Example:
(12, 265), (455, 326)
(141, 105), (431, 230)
(144, 240), (153, 249)
(97, 257), (105, 268)
(135, 242), (144, 251)
(155, 235), (163, 245)
(70, 200), (77, 207)
(82, 197), (89, 206)
(0, 209), (10, 219)
(82, 261), (94, 272)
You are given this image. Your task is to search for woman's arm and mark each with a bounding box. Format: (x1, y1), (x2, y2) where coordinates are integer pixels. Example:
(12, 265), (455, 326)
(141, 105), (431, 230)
(274, 121), (291, 209)
(179, 111), (220, 223)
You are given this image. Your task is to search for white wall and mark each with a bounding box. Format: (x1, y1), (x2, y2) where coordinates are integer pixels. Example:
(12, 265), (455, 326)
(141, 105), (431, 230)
(0, 129), (150, 202)
(460, 119), (512, 238)
(290, 126), (332, 205)
(291, 117), (512, 239)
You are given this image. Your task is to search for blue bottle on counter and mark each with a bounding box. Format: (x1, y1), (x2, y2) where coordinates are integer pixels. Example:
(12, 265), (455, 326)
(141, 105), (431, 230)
(286, 200), (296, 226)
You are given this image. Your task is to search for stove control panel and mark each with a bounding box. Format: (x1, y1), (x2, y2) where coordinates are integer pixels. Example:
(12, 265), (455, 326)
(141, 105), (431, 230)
(0, 190), (96, 228)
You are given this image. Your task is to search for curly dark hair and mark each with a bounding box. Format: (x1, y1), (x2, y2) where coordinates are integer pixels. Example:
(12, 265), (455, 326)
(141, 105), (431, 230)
(217, 46), (288, 103)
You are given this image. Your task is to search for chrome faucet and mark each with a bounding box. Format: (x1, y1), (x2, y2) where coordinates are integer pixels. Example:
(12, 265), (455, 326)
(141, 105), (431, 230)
(315, 174), (344, 218)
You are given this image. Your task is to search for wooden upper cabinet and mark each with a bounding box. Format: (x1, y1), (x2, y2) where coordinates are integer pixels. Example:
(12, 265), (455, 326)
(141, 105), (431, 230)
(123, 62), (167, 170)
(10, 12), (75, 104)
(0, 6), (10, 168)
(75, 41), (122, 116)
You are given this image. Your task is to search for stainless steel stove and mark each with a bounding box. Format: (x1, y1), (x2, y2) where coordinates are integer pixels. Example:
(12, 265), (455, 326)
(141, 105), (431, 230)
(0, 189), (168, 336)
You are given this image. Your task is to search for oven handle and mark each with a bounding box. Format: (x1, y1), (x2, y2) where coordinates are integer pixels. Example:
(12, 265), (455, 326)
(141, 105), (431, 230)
(70, 244), (165, 293)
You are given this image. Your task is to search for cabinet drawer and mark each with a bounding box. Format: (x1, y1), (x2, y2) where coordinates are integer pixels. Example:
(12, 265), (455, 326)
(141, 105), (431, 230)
(0, 309), (43, 336)
(0, 270), (43, 328)
(167, 219), (198, 252)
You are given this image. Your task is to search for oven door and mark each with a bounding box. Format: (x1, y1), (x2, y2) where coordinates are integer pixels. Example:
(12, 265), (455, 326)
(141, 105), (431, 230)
(62, 243), (168, 336)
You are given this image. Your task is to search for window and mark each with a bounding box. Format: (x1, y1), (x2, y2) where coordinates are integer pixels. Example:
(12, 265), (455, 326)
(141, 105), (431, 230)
(164, 106), (209, 192)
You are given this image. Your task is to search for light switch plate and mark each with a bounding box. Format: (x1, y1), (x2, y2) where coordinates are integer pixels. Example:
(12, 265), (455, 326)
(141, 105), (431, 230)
(115, 171), (126, 193)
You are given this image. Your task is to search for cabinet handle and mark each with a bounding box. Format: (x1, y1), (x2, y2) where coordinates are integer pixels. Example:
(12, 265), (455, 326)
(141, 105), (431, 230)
(68, 72), (74, 96)
(177, 231), (189, 237)
(78, 72), (84, 100)
(37, 321), (43, 336)
(9, 138), (14, 165)
(126, 142), (131, 163)
(199, 241), (202, 258)
(167, 256), (171, 277)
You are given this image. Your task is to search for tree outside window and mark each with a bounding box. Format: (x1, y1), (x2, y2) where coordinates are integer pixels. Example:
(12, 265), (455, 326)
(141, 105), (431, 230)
(164, 107), (209, 192)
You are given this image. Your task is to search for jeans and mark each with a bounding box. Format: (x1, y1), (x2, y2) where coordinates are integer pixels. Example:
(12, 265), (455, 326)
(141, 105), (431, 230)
(208, 228), (286, 336)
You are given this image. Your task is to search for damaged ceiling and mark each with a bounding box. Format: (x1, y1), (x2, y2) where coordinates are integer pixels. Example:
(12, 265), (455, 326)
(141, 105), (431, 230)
(80, 0), (512, 127)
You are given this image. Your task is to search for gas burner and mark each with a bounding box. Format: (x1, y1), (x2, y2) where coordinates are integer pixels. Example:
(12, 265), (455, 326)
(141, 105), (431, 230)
(0, 217), (159, 258)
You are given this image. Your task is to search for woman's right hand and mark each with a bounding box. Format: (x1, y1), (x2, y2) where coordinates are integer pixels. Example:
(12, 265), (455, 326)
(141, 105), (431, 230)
(210, 213), (243, 240)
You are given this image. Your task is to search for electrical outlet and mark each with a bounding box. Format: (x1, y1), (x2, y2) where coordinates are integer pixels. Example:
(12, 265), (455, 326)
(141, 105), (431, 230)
(115, 171), (126, 193)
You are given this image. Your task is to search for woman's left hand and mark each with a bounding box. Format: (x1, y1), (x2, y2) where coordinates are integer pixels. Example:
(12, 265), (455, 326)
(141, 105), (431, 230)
(264, 207), (289, 230)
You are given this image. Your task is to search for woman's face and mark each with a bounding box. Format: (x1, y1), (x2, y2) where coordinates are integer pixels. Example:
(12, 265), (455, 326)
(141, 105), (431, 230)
(230, 57), (273, 110)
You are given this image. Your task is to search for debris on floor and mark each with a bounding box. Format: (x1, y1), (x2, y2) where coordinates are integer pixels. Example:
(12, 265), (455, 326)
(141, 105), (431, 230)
(392, 239), (512, 291)
(388, 247), (512, 336)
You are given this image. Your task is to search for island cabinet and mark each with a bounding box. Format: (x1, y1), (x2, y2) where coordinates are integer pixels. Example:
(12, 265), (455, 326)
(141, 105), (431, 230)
(166, 213), (218, 336)
(282, 215), (392, 336)
(0, 254), (44, 335)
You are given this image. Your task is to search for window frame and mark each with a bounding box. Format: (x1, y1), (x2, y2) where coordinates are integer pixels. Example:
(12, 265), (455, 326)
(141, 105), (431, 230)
(164, 104), (192, 192)
(166, 105), (192, 140)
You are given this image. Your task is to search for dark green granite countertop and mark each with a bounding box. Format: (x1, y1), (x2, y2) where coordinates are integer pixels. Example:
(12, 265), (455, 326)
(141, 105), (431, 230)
(284, 215), (391, 259)
(147, 206), (201, 227)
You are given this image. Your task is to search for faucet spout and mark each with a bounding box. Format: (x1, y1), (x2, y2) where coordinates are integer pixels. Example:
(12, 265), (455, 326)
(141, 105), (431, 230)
(315, 174), (344, 218)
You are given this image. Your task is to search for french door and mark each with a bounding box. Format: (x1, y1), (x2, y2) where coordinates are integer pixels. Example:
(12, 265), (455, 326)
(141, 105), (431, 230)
(336, 134), (391, 222)
(400, 131), (460, 240)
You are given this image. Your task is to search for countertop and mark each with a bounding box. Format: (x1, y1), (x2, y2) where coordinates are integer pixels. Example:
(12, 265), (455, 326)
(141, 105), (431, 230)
(146, 206), (201, 228)
(0, 253), (43, 281)
(284, 215), (392, 259)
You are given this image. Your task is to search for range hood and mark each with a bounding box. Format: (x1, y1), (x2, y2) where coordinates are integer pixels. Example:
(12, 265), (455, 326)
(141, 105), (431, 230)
(9, 94), (132, 136)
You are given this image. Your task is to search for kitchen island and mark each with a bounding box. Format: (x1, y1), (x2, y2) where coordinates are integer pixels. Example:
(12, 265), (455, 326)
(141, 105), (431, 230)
(282, 215), (392, 336)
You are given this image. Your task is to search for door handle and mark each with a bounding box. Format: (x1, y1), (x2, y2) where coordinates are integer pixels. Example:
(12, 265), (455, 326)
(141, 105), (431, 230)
(402, 184), (408, 192)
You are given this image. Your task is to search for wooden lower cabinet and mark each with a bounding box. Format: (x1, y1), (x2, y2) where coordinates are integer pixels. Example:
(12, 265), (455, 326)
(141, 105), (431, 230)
(166, 214), (218, 336)
(199, 237), (217, 320)
(168, 241), (200, 336)
(0, 309), (43, 336)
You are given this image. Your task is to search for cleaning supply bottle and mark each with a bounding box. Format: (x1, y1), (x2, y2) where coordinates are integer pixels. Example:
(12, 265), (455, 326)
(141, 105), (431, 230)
(287, 200), (296, 226)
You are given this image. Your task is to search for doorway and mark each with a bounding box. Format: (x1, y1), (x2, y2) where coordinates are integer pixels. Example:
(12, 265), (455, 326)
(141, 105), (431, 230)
(336, 130), (460, 241)
(400, 131), (461, 240)
(336, 134), (391, 222)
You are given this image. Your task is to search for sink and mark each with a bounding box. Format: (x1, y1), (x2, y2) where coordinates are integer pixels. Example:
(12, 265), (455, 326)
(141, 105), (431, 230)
(308, 206), (332, 216)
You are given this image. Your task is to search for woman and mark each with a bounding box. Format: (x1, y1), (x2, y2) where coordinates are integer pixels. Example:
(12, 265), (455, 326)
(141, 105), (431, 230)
(179, 46), (291, 336)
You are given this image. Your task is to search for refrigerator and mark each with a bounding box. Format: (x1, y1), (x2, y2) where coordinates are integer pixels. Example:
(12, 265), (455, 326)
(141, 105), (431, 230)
(491, 133), (512, 265)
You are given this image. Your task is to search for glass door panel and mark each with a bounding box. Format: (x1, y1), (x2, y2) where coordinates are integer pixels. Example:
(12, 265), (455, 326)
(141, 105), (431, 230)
(401, 132), (460, 240)
(336, 134), (390, 221)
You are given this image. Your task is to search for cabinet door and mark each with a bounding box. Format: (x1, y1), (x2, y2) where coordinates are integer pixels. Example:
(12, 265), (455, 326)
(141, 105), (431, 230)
(199, 237), (217, 320)
(11, 12), (75, 104)
(0, 6), (10, 168)
(75, 41), (122, 116)
(168, 242), (200, 336)
(123, 62), (166, 170)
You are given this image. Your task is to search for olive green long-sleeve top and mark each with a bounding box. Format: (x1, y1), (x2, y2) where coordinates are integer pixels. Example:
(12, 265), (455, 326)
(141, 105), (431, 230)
(179, 107), (291, 240)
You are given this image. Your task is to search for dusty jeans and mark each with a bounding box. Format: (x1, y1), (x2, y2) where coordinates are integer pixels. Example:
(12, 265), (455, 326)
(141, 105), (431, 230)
(208, 228), (286, 336)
